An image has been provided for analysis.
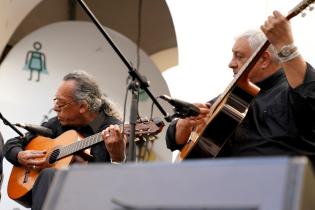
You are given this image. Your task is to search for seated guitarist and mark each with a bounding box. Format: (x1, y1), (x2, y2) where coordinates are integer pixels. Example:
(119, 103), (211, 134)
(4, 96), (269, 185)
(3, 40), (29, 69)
(4, 71), (126, 210)
(166, 11), (315, 167)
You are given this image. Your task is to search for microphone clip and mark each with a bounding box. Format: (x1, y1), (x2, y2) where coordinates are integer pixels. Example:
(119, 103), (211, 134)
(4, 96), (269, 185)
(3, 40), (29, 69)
(160, 95), (200, 120)
(172, 107), (196, 119)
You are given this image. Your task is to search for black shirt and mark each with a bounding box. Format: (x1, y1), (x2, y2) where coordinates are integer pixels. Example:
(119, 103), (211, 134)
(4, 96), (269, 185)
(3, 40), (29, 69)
(166, 63), (315, 161)
(4, 110), (121, 166)
(0, 132), (3, 200)
(0, 132), (3, 172)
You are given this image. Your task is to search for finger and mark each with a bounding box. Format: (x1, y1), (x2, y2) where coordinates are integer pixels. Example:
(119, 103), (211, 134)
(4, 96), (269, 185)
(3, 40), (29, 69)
(273, 10), (282, 18)
(103, 126), (119, 143)
(30, 152), (47, 158)
(20, 151), (38, 160)
(27, 150), (46, 153)
(194, 103), (208, 108)
(110, 125), (121, 136)
(25, 149), (45, 156)
(260, 25), (266, 33)
(106, 126), (115, 138)
(111, 124), (121, 132)
(33, 158), (46, 164)
(199, 108), (210, 115)
(102, 130), (110, 138)
(188, 112), (208, 120)
(28, 158), (46, 166)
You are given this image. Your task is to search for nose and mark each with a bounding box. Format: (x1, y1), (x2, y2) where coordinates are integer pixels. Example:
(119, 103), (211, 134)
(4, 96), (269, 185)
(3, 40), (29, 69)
(53, 105), (60, 112)
(228, 58), (237, 69)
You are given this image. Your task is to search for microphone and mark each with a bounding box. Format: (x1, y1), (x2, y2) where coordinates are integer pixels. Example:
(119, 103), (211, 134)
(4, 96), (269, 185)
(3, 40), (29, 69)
(15, 123), (54, 138)
(160, 95), (200, 118)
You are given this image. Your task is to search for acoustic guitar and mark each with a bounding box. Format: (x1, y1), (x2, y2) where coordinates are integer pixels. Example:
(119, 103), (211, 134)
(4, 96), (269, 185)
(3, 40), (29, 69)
(176, 0), (315, 161)
(7, 118), (164, 207)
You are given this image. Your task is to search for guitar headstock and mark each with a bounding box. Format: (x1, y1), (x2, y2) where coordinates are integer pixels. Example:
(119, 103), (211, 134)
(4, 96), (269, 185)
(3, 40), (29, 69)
(287, 0), (315, 19)
(124, 117), (165, 137)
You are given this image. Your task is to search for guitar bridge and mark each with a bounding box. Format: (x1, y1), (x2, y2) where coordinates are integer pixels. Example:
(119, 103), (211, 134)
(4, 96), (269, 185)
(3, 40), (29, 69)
(23, 168), (30, 183)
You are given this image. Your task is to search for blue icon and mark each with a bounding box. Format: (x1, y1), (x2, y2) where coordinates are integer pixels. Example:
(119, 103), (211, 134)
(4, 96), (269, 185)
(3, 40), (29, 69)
(24, 41), (47, 82)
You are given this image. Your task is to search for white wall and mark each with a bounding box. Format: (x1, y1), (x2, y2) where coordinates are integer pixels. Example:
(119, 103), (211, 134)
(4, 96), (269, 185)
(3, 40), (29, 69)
(164, 0), (315, 103)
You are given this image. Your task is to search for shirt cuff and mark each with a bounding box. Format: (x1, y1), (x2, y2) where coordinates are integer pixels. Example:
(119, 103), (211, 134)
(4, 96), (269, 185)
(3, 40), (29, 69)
(110, 154), (126, 164)
(10, 147), (23, 166)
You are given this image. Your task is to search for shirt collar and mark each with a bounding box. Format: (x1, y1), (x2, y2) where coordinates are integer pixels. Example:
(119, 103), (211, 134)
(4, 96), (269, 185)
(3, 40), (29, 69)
(256, 68), (285, 90)
(59, 111), (107, 135)
(88, 111), (107, 133)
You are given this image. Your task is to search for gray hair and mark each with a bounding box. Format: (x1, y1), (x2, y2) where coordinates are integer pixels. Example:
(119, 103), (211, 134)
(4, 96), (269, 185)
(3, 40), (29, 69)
(236, 29), (280, 63)
(63, 71), (122, 119)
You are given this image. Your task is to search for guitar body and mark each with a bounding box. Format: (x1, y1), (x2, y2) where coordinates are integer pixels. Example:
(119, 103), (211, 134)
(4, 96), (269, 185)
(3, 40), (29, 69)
(176, 85), (258, 161)
(7, 130), (79, 206)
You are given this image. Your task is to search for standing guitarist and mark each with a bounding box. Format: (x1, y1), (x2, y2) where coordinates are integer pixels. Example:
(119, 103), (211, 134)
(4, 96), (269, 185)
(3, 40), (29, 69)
(4, 71), (126, 210)
(166, 11), (315, 166)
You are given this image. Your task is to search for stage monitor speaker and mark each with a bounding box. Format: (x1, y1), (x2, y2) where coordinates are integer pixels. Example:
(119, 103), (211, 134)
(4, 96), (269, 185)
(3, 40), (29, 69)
(42, 156), (315, 210)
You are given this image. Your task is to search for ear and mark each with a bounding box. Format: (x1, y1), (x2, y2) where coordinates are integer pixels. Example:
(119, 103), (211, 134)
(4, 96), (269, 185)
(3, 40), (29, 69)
(259, 51), (272, 69)
(79, 100), (89, 114)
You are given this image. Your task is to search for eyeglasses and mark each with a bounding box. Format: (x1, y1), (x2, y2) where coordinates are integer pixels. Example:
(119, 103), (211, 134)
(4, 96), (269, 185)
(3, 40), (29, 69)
(53, 98), (79, 110)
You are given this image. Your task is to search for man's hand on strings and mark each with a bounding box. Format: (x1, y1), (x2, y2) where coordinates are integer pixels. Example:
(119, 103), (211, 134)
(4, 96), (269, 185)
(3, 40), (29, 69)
(102, 125), (126, 163)
(175, 103), (210, 145)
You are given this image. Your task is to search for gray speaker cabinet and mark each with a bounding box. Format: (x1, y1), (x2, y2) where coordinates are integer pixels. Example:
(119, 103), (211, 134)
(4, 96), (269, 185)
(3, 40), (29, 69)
(42, 156), (315, 210)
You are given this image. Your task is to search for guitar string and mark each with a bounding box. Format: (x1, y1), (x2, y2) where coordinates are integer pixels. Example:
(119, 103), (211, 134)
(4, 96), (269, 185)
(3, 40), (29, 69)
(48, 122), (153, 161)
(53, 132), (102, 160)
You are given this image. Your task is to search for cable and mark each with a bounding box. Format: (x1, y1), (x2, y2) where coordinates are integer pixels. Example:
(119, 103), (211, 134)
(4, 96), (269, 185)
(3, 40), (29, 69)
(121, 84), (130, 140)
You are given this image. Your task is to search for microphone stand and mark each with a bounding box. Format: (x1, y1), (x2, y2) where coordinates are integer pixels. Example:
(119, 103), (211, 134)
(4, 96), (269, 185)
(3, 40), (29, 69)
(0, 112), (24, 137)
(77, 0), (171, 162)
(127, 81), (139, 162)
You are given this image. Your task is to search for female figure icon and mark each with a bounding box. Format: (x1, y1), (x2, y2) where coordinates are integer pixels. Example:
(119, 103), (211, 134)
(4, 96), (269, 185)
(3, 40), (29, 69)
(24, 41), (47, 81)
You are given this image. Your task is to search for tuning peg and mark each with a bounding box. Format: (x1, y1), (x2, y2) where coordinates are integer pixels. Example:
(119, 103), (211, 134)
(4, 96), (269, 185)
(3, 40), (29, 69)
(134, 137), (141, 142)
(301, 12), (307, 17)
(309, 5), (314, 11)
(147, 136), (157, 141)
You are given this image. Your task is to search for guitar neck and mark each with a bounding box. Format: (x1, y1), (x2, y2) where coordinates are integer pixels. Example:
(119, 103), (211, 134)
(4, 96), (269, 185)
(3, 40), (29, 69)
(56, 131), (103, 160)
(56, 124), (126, 161)
(47, 118), (162, 163)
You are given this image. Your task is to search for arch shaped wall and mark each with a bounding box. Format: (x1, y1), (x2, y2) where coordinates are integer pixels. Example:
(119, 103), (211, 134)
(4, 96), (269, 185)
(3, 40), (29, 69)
(0, 0), (42, 55)
(0, 0), (178, 69)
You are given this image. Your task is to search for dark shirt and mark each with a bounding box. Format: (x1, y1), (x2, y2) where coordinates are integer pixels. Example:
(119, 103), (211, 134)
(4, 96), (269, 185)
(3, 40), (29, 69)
(0, 132), (3, 171)
(166, 63), (315, 161)
(4, 110), (121, 166)
(0, 132), (3, 200)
